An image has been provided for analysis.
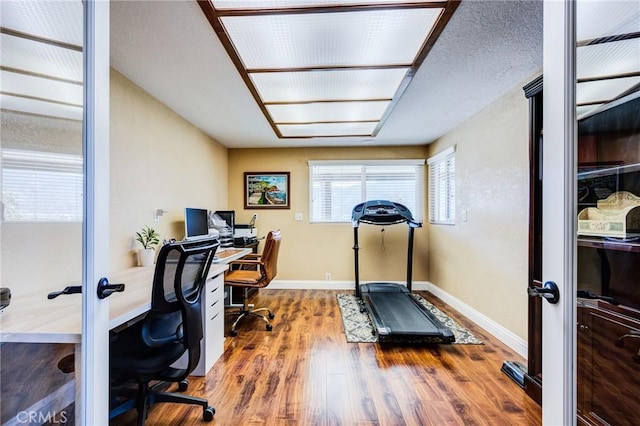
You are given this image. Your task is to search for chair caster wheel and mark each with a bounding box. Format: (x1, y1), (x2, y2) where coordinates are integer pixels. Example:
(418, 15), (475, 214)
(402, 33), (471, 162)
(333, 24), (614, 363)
(268, 313), (275, 320)
(203, 406), (215, 421)
(266, 324), (273, 331)
(178, 379), (189, 392)
(229, 329), (238, 337)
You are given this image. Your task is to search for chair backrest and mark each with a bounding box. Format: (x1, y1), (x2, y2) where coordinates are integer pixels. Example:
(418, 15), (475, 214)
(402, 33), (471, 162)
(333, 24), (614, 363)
(261, 230), (281, 283)
(143, 238), (219, 371)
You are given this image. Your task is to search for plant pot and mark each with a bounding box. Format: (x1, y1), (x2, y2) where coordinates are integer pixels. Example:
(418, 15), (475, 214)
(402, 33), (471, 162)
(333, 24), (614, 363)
(138, 248), (155, 267)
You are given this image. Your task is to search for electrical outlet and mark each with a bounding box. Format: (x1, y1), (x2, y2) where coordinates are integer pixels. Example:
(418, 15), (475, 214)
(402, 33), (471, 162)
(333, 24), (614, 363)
(325, 273), (331, 281)
(462, 209), (468, 222)
(253, 213), (258, 220)
(294, 212), (303, 221)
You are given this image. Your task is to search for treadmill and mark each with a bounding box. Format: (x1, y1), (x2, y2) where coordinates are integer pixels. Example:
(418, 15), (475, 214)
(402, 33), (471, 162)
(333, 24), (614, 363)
(352, 200), (455, 343)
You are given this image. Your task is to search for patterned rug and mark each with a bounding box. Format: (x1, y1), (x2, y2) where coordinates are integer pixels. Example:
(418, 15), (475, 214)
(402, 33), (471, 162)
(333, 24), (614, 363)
(337, 293), (483, 344)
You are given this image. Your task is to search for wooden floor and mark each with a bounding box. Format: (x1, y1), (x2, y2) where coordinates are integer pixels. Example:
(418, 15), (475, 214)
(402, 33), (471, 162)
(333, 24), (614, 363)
(111, 289), (541, 425)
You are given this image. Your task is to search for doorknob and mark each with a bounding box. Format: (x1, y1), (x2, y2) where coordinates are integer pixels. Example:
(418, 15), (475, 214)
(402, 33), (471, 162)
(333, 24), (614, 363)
(97, 277), (125, 299)
(528, 281), (560, 304)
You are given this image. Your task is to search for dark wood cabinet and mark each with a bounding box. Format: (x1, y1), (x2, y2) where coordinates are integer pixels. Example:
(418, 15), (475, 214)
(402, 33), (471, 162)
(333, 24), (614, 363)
(524, 77), (640, 421)
(523, 75), (543, 404)
(575, 95), (640, 424)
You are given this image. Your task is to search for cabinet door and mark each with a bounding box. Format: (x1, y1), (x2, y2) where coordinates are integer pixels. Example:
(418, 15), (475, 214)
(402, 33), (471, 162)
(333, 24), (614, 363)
(578, 303), (640, 426)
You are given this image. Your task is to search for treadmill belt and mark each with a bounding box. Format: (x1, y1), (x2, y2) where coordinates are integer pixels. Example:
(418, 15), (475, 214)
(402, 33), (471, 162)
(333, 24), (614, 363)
(365, 292), (442, 335)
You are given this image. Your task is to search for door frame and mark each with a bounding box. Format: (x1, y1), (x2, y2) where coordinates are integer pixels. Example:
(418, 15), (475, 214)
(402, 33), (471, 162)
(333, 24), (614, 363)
(80, 0), (110, 422)
(541, 0), (577, 424)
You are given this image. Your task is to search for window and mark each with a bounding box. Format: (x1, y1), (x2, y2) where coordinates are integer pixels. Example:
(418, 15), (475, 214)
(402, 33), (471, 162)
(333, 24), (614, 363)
(428, 146), (455, 224)
(2, 148), (83, 222)
(309, 159), (425, 223)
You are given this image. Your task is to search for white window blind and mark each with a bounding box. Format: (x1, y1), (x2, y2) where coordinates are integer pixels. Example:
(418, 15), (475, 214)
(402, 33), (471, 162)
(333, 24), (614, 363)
(2, 148), (83, 222)
(427, 146), (455, 224)
(309, 159), (425, 223)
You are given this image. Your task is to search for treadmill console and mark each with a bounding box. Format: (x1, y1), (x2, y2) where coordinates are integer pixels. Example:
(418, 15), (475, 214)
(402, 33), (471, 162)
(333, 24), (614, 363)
(352, 200), (421, 227)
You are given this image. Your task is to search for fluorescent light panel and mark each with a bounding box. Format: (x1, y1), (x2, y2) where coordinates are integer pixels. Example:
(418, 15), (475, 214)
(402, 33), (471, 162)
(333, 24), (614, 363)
(278, 122), (378, 138)
(1, 93), (82, 121)
(1, 34), (83, 82)
(220, 9), (441, 69)
(1, 70), (82, 106)
(202, 1), (458, 138)
(213, 0), (446, 9)
(249, 68), (408, 102)
(267, 100), (389, 123)
(576, 1), (640, 41)
(577, 76), (640, 105)
(577, 39), (640, 80)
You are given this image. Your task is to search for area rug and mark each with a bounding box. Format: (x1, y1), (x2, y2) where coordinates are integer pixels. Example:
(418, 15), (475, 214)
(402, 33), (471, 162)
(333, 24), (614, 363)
(336, 293), (483, 344)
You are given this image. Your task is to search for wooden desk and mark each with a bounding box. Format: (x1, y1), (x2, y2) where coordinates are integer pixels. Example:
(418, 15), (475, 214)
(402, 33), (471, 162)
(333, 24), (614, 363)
(0, 263), (229, 343)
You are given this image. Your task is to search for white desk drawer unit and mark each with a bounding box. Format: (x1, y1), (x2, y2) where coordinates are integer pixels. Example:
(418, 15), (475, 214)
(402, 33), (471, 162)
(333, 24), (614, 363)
(193, 269), (226, 376)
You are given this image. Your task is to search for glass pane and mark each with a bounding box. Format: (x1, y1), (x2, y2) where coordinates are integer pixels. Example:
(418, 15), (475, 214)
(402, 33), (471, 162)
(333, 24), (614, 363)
(577, 38), (640, 80)
(575, 1), (640, 425)
(577, 76), (640, 105)
(278, 122), (377, 137)
(220, 8), (441, 68)
(250, 68), (408, 102)
(267, 100), (389, 122)
(576, 0), (640, 41)
(0, 1), (83, 424)
(214, 0), (446, 9)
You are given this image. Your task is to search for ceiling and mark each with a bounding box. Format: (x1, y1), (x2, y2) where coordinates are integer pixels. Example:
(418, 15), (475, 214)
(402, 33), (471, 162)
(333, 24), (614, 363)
(110, 0), (543, 149)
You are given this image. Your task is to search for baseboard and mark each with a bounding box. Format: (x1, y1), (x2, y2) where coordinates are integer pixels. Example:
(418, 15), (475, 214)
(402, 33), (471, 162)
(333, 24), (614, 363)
(416, 281), (528, 359)
(268, 279), (528, 359)
(269, 280), (354, 291)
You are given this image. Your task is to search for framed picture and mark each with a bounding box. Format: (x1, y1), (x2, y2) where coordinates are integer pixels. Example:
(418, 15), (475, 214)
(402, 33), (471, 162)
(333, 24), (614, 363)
(244, 172), (290, 209)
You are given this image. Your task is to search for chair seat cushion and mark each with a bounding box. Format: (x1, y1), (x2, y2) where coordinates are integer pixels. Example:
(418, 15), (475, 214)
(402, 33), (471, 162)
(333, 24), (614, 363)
(111, 342), (185, 376)
(225, 269), (262, 285)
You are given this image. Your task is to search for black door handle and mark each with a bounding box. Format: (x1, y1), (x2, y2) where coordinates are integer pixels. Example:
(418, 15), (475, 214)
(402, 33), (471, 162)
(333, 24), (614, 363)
(528, 281), (560, 304)
(48, 286), (82, 299)
(97, 277), (125, 299)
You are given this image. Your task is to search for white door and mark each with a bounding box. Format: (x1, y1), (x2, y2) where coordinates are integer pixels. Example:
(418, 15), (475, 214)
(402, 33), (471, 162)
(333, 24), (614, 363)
(82, 0), (111, 423)
(541, 1), (577, 424)
(0, 1), (110, 424)
(542, 1), (640, 425)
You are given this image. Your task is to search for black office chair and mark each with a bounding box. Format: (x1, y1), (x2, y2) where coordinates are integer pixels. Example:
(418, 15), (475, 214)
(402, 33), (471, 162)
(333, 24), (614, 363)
(109, 238), (219, 425)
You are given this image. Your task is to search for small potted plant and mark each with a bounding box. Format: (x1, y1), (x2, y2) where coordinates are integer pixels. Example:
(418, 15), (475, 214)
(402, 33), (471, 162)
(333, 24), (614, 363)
(135, 225), (160, 267)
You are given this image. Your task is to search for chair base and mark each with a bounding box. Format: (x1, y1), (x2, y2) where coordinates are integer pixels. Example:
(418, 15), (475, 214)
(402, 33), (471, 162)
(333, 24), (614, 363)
(110, 380), (214, 425)
(227, 306), (275, 336)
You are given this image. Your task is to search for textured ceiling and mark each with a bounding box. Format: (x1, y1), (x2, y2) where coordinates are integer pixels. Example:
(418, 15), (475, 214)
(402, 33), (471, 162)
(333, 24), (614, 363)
(110, 0), (543, 148)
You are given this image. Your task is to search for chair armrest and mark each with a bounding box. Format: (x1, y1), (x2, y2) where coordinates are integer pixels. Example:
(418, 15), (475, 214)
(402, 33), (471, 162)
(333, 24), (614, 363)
(229, 259), (262, 266)
(241, 253), (262, 260)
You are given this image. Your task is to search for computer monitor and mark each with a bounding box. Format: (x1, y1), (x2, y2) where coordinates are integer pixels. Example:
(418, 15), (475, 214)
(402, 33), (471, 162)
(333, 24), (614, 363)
(184, 207), (209, 240)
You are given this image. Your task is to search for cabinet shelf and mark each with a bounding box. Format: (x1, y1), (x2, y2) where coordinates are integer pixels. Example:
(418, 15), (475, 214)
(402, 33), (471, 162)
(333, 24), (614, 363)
(577, 162), (640, 180)
(577, 235), (640, 252)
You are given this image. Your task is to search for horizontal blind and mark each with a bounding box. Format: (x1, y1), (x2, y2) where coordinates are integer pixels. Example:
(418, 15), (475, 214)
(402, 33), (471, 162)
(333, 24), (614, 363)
(309, 160), (424, 223)
(2, 148), (83, 222)
(428, 147), (455, 224)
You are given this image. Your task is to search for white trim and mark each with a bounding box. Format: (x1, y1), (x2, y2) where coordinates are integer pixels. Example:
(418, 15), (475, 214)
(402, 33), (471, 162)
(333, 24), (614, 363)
(426, 145), (455, 165)
(267, 279), (527, 358)
(415, 282), (528, 359)
(308, 159), (425, 166)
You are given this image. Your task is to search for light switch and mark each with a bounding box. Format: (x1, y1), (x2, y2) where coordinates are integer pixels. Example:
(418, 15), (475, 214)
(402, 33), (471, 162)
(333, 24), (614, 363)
(294, 213), (303, 221)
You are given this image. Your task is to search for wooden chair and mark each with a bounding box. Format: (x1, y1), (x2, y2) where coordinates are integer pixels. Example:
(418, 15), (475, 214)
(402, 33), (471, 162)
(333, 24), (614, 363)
(224, 230), (281, 336)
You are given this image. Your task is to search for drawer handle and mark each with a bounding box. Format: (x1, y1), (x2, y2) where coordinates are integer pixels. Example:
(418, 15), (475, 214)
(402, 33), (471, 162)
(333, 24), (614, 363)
(615, 330), (640, 363)
(211, 312), (220, 321)
(210, 286), (221, 293)
(210, 299), (219, 308)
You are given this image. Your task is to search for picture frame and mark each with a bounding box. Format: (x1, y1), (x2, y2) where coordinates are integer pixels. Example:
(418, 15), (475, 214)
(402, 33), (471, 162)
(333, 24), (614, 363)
(244, 172), (290, 209)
